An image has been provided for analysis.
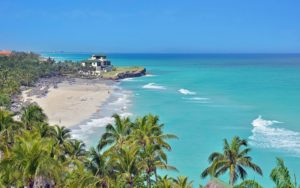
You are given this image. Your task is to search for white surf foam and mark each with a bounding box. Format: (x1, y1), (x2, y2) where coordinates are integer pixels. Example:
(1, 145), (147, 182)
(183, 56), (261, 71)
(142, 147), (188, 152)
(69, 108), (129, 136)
(178, 89), (196, 95)
(71, 87), (133, 145)
(145, 74), (156, 77)
(251, 115), (282, 127)
(72, 116), (114, 142)
(122, 78), (144, 82)
(109, 93), (131, 106)
(142, 83), (166, 90)
(122, 78), (135, 81)
(182, 97), (210, 104)
(189, 97), (209, 100)
(249, 116), (300, 156)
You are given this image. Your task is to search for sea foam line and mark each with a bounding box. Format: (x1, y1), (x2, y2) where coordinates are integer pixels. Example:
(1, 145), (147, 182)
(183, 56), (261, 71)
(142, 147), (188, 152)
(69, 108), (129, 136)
(249, 115), (300, 156)
(178, 88), (196, 95)
(182, 97), (210, 104)
(145, 74), (156, 77)
(71, 87), (133, 145)
(142, 83), (166, 90)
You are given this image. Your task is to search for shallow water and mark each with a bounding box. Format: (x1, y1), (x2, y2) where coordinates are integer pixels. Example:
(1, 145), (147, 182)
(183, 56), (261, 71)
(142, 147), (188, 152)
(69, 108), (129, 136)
(43, 53), (300, 186)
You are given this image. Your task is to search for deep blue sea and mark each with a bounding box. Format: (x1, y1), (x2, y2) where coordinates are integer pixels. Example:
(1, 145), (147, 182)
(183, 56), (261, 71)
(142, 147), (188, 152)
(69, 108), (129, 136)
(42, 53), (300, 187)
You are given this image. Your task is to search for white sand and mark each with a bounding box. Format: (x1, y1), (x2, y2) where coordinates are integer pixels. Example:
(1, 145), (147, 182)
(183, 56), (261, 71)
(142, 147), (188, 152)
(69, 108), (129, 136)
(22, 79), (111, 128)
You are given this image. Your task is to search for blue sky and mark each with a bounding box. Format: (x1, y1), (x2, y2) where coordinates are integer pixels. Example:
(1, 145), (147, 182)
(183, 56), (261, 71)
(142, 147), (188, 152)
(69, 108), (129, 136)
(0, 0), (299, 53)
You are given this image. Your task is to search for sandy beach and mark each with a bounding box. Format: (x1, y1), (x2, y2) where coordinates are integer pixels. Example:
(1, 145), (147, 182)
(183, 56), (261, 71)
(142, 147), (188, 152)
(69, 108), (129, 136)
(22, 78), (111, 128)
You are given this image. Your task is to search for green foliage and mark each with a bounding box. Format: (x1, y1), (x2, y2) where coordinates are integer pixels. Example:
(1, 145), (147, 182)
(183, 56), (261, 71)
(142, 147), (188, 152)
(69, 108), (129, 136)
(201, 136), (263, 186)
(270, 158), (297, 188)
(0, 130), (62, 187)
(173, 176), (194, 188)
(21, 104), (47, 129)
(0, 105), (299, 187)
(234, 179), (263, 188)
(0, 52), (80, 109)
(0, 93), (10, 109)
(0, 107), (180, 187)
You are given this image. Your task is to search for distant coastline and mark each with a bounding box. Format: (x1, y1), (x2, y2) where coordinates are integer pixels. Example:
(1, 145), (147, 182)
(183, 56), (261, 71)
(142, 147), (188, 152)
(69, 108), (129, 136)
(41, 52), (147, 80)
(18, 52), (145, 128)
(0, 51), (145, 129)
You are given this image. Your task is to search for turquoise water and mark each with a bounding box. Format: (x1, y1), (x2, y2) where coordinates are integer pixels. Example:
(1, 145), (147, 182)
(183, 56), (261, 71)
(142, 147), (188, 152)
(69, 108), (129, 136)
(43, 53), (300, 187)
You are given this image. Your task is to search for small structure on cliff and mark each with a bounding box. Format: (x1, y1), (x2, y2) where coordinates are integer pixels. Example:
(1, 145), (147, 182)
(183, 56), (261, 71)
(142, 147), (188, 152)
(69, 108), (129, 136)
(79, 54), (146, 80)
(81, 54), (113, 75)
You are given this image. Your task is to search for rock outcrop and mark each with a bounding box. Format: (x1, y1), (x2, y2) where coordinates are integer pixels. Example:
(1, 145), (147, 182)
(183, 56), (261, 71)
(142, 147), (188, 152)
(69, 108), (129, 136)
(114, 68), (146, 80)
(105, 68), (146, 80)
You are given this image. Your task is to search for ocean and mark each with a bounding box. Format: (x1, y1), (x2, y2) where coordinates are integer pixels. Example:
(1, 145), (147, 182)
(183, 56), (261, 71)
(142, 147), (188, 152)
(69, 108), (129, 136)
(42, 53), (300, 187)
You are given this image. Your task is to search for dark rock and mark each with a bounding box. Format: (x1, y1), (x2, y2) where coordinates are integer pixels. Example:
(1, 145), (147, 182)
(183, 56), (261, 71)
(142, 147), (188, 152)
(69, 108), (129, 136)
(114, 68), (146, 80)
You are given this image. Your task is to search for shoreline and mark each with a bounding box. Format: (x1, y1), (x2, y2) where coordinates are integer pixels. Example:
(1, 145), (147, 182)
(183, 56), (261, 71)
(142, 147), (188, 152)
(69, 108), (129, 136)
(21, 77), (114, 128)
(70, 81), (133, 145)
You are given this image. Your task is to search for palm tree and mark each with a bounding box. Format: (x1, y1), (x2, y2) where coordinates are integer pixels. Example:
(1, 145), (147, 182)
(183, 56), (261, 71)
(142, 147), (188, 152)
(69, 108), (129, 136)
(270, 158), (297, 188)
(0, 109), (14, 132)
(133, 114), (177, 150)
(201, 136), (263, 186)
(111, 146), (141, 188)
(234, 179), (263, 188)
(98, 114), (132, 150)
(35, 122), (56, 138)
(154, 175), (173, 188)
(0, 109), (22, 150)
(53, 125), (72, 161)
(0, 130), (62, 187)
(82, 147), (113, 188)
(140, 144), (177, 188)
(54, 125), (71, 145)
(173, 176), (193, 188)
(64, 165), (88, 188)
(68, 139), (87, 160)
(133, 114), (177, 182)
(21, 104), (47, 130)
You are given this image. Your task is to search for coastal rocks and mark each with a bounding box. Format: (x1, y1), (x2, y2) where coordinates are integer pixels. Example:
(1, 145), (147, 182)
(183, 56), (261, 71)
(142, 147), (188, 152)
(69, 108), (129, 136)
(110, 68), (146, 80)
(11, 68), (145, 113)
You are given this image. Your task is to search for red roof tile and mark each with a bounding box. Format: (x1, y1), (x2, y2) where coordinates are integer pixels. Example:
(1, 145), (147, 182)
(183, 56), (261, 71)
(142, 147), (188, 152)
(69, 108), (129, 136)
(0, 50), (12, 56)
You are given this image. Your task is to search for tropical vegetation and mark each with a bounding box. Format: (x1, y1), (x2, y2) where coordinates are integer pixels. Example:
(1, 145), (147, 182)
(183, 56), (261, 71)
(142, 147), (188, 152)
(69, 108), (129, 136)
(0, 52), (80, 108)
(0, 105), (299, 187)
(1, 52), (299, 187)
(201, 137), (263, 186)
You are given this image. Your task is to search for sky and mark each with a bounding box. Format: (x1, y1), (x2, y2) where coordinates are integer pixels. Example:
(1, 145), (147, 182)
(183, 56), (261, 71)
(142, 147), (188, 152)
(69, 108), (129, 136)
(0, 0), (299, 53)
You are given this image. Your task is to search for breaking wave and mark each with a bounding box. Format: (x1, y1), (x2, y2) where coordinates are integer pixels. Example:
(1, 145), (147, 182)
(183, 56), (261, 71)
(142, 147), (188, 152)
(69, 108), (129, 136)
(145, 74), (156, 77)
(249, 115), (300, 156)
(178, 88), (196, 95)
(142, 83), (166, 90)
(71, 86), (133, 146)
(122, 78), (135, 82)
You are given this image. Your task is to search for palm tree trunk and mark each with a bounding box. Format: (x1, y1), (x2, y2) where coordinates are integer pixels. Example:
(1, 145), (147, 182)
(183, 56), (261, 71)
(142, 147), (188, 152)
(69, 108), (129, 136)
(129, 175), (134, 188)
(0, 150), (3, 160)
(229, 175), (234, 186)
(27, 178), (34, 188)
(229, 166), (235, 186)
(146, 171), (151, 188)
(154, 168), (158, 182)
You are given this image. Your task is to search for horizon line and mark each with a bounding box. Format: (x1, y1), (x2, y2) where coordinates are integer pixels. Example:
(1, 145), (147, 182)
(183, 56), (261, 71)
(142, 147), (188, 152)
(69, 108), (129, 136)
(37, 51), (300, 55)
